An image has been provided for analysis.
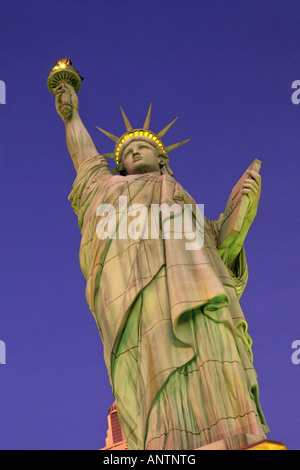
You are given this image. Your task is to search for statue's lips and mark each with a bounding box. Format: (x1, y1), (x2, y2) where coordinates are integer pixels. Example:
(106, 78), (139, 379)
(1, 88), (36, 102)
(133, 156), (143, 162)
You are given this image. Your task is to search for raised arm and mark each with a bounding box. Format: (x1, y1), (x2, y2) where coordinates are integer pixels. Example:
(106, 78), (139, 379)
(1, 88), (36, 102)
(55, 83), (99, 171)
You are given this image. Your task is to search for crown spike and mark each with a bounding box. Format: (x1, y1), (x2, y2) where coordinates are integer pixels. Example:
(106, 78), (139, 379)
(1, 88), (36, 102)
(143, 102), (152, 130)
(165, 139), (191, 153)
(157, 116), (179, 138)
(120, 106), (132, 132)
(95, 126), (119, 143)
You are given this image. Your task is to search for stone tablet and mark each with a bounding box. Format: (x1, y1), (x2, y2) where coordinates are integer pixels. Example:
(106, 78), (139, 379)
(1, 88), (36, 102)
(217, 159), (262, 248)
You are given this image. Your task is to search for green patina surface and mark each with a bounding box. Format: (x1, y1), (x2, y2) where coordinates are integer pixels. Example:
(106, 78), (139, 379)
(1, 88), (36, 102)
(51, 69), (267, 449)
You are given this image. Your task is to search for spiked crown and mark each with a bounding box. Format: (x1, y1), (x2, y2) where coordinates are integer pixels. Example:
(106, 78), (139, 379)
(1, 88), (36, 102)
(96, 103), (190, 171)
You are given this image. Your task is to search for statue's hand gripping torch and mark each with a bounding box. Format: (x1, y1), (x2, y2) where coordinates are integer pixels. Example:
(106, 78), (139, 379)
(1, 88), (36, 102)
(47, 58), (83, 120)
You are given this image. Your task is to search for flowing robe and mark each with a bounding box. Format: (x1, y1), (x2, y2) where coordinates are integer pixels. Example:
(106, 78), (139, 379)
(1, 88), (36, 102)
(69, 154), (269, 450)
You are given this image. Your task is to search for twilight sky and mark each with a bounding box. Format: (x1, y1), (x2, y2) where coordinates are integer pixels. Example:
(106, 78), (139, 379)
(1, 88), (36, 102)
(0, 0), (299, 450)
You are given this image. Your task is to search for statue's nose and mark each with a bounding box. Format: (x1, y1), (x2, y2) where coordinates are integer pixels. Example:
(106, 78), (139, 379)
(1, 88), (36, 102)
(132, 147), (140, 156)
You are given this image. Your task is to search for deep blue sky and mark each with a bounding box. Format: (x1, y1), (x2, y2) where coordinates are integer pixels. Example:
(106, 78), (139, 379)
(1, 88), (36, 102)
(0, 0), (299, 450)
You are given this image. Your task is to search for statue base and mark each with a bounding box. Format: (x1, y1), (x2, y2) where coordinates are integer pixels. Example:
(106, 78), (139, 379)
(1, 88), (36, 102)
(196, 433), (287, 450)
(241, 439), (288, 450)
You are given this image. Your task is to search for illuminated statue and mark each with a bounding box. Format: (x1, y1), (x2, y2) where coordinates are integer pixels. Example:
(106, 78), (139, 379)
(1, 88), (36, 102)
(49, 60), (270, 450)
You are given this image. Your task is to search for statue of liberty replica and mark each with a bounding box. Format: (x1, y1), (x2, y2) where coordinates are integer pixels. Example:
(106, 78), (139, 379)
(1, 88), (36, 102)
(48, 59), (276, 450)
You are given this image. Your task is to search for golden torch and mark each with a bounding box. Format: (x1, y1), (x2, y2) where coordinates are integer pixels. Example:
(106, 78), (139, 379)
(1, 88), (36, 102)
(47, 58), (83, 118)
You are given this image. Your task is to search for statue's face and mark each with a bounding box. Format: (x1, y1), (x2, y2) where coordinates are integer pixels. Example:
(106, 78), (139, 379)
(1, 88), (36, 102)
(122, 141), (161, 175)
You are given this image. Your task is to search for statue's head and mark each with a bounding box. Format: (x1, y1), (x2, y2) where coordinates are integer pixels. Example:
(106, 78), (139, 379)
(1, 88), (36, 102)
(96, 103), (190, 176)
(117, 139), (170, 176)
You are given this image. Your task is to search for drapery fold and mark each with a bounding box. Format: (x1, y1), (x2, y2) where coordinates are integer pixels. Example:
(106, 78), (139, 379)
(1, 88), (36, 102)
(68, 155), (268, 449)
